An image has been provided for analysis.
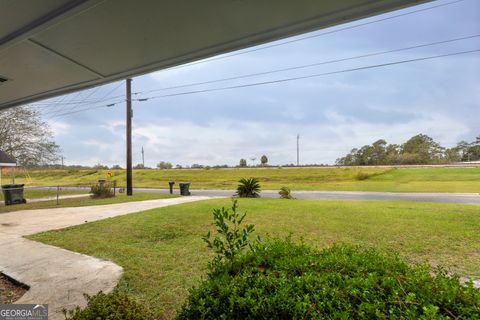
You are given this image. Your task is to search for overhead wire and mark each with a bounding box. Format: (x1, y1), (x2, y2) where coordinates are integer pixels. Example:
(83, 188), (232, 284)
(48, 82), (125, 119)
(136, 34), (480, 94)
(43, 48), (480, 118)
(46, 100), (124, 119)
(133, 49), (480, 102)
(43, 87), (103, 119)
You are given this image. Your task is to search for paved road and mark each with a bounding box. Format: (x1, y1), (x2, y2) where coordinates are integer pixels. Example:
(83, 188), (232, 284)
(0, 196), (214, 319)
(32, 186), (480, 204)
(133, 188), (480, 205)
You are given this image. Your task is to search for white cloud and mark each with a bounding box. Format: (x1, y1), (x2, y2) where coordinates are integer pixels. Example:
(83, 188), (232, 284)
(48, 120), (70, 137)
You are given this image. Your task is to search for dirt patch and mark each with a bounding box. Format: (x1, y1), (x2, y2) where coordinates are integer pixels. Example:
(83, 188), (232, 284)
(0, 273), (28, 303)
(1, 223), (17, 227)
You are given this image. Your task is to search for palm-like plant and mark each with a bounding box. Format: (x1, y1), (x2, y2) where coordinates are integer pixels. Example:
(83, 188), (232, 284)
(278, 186), (294, 199)
(236, 178), (261, 198)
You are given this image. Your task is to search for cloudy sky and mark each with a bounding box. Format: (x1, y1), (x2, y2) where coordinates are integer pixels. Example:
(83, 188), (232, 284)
(36, 0), (480, 167)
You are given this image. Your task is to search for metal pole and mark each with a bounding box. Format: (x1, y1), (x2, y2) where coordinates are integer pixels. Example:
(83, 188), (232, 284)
(126, 78), (133, 196)
(296, 134), (300, 166)
(142, 146), (145, 167)
(56, 185), (60, 205)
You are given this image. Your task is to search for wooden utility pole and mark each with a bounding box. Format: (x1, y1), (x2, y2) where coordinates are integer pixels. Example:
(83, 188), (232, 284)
(126, 79), (133, 196)
(296, 134), (300, 166)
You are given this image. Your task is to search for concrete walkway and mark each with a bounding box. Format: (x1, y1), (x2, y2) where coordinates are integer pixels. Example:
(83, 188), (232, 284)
(0, 196), (214, 320)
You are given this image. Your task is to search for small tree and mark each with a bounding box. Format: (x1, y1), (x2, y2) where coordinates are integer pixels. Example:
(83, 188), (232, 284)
(157, 161), (173, 169)
(239, 158), (247, 167)
(202, 199), (256, 264)
(133, 163), (145, 169)
(260, 155), (268, 166)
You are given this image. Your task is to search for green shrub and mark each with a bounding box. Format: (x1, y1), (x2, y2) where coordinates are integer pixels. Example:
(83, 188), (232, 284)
(177, 239), (480, 319)
(64, 291), (153, 320)
(236, 178), (261, 198)
(202, 199), (257, 266)
(278, 186), (294, 199)
(355, 171), (371, 180)
(90, 182), (114, 198)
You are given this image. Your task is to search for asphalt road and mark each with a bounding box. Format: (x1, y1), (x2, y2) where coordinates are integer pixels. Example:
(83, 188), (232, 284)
(30, 186), (480, 205)
(134, 188), (480, 205)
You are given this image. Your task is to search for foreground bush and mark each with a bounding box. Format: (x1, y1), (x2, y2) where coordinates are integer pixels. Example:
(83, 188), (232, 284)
(90, 182), (114, 198)
(177, 239), (480, 319)
(64, 291), (153, 320)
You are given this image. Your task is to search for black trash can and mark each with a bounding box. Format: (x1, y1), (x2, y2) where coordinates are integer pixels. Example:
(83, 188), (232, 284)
(2, 184), (27, 205)
(179, 183), (191, 196)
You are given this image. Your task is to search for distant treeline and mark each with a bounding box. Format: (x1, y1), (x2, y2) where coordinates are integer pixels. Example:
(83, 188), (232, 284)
(336, 134), (480, 166)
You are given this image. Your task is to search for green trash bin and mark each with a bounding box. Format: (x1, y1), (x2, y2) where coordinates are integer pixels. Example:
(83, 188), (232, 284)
(179, 183), (191, 196)
(2, 184), (27, 205)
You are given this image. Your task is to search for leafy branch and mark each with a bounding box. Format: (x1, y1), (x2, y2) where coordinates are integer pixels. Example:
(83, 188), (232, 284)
(203, 199), (257, 264)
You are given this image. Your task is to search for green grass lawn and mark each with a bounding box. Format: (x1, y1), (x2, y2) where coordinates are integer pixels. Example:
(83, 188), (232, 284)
(30, 198), (480, 319)
(9, 166), (480, 193)
(0, 192), (177, 214)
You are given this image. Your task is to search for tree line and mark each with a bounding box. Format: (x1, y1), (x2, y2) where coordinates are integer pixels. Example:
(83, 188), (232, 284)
(336, 134), (480, 166)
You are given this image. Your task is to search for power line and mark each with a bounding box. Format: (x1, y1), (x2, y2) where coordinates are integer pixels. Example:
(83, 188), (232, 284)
(47, 99), (124, 119)
(45, 86), (103, 119)
(134, 49), (480, 102)
(42, 48), (480, 118)
(163, 0), (467, 71)
(137, 34), (480, 94)
(46, 82), (124, 119)
(31, 83), (121, 115)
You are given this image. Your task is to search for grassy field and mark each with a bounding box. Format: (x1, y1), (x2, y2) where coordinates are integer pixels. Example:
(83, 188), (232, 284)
(8, 166), (480, 192)
(0, 192), (177, 214)
(30, 198), (480, 319)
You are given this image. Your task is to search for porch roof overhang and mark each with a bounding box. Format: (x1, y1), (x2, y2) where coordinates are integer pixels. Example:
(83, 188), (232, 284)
(0, 0), (431, 110)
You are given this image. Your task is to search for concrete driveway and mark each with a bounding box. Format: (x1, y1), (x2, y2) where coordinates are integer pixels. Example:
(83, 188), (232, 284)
(0, 196), (214, 320)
